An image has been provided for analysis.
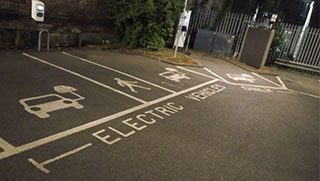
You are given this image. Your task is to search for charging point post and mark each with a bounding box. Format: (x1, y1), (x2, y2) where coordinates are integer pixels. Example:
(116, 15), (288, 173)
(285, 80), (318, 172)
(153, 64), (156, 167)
(173, 0), (191, 58)
(31, 0), (50, 52)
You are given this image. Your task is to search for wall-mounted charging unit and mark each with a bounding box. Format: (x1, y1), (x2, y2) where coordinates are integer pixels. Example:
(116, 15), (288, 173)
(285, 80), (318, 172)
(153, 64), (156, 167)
(31, 0), (45, 22)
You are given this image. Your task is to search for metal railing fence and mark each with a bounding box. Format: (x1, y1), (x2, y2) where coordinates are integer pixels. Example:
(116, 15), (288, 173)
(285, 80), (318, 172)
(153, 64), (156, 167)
(187, 6), (320, 73)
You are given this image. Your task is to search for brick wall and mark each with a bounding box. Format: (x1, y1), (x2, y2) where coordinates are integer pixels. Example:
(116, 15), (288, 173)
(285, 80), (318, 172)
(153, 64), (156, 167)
(0, 0), (30, 18)
(0, 0), (111, 25)
(0, 0), (113, 49)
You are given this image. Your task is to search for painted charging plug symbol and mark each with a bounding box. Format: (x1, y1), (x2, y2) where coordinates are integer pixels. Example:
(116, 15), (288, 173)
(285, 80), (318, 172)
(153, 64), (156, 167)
(19, 85), (85, 119)
(226, 73), (256, 83)
(159, 68), (191, 83)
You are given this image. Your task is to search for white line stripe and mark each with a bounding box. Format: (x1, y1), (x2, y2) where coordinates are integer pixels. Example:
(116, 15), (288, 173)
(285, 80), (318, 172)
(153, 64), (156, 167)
(0, 79), (219, 160)
(0, 137), (18, 153)
(203, 68), (230, 82)
(192, 65), (319, 99)
(42, 143), (92, 165)
(22, 53), (147, 104)
(251, 72), (282, 87)
(289, 89), (320, 99)
(62, 52), (176, 94)
(176, 66), (218, 80)
(277, 90), (298, 95)
(28, 143), (92, 174)
(276, 76), (287, 89)
(203, 68), (319, 98)
(28, 158), (50, 174)
(203, 67), (285, 90)
(227, 82), (286, 90)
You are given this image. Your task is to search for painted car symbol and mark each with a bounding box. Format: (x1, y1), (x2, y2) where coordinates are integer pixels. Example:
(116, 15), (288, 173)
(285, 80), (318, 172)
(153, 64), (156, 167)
(19, 85), (85, 119)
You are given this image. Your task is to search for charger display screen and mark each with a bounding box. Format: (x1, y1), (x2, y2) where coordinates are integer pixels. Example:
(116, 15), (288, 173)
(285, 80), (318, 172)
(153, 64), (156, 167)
(37, 4), (44, 11)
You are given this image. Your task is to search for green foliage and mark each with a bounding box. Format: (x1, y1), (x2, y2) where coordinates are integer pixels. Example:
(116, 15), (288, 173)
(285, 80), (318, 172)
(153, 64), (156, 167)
(268, 25), (287, 64)
(214, 0), (234, 29)
(108, 0), (184, 50)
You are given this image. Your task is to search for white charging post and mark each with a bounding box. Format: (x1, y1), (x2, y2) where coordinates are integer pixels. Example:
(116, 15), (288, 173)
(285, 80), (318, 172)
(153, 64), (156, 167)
(31, 0), (45, 22)
(173, 0), (191, 58)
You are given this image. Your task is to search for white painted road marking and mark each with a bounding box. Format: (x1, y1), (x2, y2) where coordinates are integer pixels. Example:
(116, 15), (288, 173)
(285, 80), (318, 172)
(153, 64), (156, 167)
(277, 90), (298, 95)
(241, 86), (273, 93)
(2, 54), (318, 163)
(0, 79), (219, 160)
(0, 137), (18, 153)
(28, 143), (92, 174)
(203, 67), (320, 99)
(203, 67), (285, 89)
(177, 66), (218, 80)
(62, 52), (176, 94)
(203, 67), (229, 82)
(159, 68), (191, 82)
(251, 72), (282, 87)
(185, 84), (226, 102)
(228, 83), (285, 90)
(92, 102), (184, 146)
(22, 53), (147, 104)
(226, 73), (255, 83)
(19, 85), (84, 119)
(276, 76), (287, 89)
(290, 90), (320, 99)
(114, 78), (151, 93)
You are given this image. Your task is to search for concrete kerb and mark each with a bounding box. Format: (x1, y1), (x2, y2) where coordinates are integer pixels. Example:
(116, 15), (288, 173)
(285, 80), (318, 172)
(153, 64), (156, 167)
(59, 46), (204, 68)
(142, 54), (204, 68)
(106, 48), (204, 68)
(224, 58), (279, 76)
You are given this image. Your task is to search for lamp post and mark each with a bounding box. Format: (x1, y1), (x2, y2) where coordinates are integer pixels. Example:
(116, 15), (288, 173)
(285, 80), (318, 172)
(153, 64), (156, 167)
(293, 1), (314, 60)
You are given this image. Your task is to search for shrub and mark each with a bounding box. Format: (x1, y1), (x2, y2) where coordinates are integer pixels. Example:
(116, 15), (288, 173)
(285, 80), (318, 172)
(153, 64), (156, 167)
(268, 25), (287, 64)
(108, 0), (184, 50)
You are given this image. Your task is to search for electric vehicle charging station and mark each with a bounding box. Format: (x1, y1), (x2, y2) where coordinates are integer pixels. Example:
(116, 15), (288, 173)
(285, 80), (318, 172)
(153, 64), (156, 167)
(31, 0), (45, 22)
(173, 10), (192, 57)
(31, 0), (50, 52)
(174, 10), (192, 48)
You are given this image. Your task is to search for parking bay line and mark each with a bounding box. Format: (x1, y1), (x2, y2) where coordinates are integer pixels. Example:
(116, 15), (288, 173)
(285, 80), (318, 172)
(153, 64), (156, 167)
(176, 66), (220, 80)
(289, 90), (320, 99)
(22, 53), (147, 104)
(0, 79), (219, 160)
(200, 67), (289, 89)
(251, 72), (282, 88)
(0, 137), (19, 154)
(202, 67), (320, 98)
(28, 143), (92, 174)
(276, 76), (287, 89)
(180, 66), (286, 90)
(62, 52), (176, 94)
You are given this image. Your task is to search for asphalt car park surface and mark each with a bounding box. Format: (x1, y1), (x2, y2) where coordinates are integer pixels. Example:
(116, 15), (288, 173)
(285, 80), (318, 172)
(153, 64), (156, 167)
(0, 50), (319, 180)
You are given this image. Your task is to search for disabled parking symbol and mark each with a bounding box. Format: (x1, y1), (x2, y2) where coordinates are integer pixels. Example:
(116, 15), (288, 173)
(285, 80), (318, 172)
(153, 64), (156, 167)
(19, 85), (85, 119)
